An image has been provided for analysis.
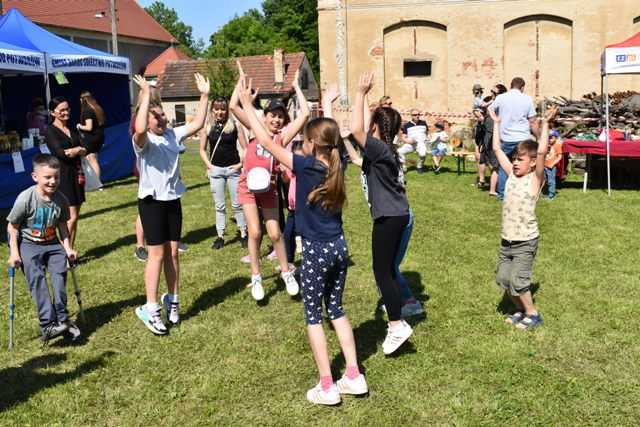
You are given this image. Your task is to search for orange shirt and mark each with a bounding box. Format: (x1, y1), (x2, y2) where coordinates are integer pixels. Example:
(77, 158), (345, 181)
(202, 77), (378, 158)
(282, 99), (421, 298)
(545, 141), (563, 168)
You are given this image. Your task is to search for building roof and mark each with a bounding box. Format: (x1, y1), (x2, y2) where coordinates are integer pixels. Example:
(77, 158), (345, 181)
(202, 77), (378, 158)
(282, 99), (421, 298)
(4, 0), (176, 43)
(144, 46), (191, 77)
(160, 52), (309, 99)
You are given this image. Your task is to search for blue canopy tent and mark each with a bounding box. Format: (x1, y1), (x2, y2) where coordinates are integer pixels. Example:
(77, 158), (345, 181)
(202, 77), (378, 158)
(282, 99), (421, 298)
(0, 8), (133, 208)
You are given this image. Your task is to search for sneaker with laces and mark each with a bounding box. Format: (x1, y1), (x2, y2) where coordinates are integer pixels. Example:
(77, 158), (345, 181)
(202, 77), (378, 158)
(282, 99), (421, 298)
(134, 246), (148, 262)
(63, 320), (82, 341)
(382, 320), (413, 355)
(336, 374), (368, 395)
(281, 270), (299, 296)
(211, 237), (224, 250)
(401, 300), (424, 318)
(306, 383), (341, 406)
(41, 321), (69, 343)
(515, 313), (543, 330)
(161, 293), (180, 326)
(135, 306), (167, 335)
(177, 242), (188, 253)
(250, 276), (264, 301)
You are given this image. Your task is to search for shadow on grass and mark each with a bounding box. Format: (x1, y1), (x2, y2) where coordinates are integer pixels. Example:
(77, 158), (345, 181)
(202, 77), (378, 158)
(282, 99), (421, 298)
(0, 351), (115, 412)
(496, 282), (540, 315)
(181, 276), (248, 322)
(79, 233), (137, 264)
(52, 294), (146, 347)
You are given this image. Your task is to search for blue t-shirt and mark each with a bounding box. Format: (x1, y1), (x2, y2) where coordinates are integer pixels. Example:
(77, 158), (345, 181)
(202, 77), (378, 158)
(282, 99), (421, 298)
(292, 154), (343, 242)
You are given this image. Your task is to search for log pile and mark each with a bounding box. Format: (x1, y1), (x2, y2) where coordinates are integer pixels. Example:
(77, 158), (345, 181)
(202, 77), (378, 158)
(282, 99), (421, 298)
(544, 91), (640, 137)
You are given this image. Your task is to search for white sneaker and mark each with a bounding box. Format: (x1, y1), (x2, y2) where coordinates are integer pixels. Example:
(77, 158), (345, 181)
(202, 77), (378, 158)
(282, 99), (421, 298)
(135, 305), (167, 335)
(282, 270), (299, 296)
(336, 374), (368, 395)
(250, 276), (264, 301)
(177, 242), (188, 253)
(161, 293), (180, 325)
(382, 320), (413, 355)
(306, 383), (341, 406)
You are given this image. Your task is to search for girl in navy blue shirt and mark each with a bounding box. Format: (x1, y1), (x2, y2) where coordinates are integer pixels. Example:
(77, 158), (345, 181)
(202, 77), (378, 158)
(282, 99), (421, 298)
(237, 77), (368, 406)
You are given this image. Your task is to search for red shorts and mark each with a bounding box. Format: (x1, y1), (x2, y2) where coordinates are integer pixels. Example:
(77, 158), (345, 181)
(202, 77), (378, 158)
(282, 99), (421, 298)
(237, 175), (279, 209)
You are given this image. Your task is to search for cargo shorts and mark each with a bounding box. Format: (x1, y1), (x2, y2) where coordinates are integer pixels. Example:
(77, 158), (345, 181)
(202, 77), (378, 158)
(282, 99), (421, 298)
(495, 237), (538, 296)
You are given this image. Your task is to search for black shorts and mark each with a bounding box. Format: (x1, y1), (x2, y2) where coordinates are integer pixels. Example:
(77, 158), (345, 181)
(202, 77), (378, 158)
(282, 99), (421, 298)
(480, 149), (499, 169)
(138, 196), (182, 245)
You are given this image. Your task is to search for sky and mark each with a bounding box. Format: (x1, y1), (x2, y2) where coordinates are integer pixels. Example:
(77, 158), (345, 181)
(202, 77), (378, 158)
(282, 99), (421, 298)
(137, 0), (263, 43)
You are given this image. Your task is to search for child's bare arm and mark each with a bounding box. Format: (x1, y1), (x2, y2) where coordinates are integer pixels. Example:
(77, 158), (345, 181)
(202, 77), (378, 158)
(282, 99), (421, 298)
(489, 109), (512, 175)
(283, 70), (310, 146)
(57, 221), (77, 262)
(342, 136), (363, 168)
(535, 107), (558, 185)
(350, 73), (374, 148)
(6, 223), (21, 267)
(322, 84), (339, 119)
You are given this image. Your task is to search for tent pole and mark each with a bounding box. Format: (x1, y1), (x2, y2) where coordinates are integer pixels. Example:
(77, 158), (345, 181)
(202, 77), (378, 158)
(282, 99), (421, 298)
(43, 52), (51, 107)
(604, 74), (611, 197)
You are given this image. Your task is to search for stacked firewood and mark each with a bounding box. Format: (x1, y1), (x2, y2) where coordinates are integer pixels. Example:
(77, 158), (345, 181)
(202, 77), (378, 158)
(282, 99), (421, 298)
(544, 91), (640, 136)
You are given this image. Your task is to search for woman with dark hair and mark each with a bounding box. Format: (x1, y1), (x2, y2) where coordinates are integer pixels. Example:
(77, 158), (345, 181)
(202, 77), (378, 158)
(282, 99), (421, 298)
(199, 96), (247, 249)
(77, 90), (106, 181)
(46, 96), (86, 247)
(350, 72), (415, 355)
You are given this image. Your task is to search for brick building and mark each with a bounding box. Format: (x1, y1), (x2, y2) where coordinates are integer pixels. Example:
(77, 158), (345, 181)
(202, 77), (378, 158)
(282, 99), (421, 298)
(318, 0), (640, 116)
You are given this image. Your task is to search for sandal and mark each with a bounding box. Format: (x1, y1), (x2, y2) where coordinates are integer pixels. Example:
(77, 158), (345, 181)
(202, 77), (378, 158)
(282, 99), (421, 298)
(516, 313), (544, 330)
(504, 312), (525, 325)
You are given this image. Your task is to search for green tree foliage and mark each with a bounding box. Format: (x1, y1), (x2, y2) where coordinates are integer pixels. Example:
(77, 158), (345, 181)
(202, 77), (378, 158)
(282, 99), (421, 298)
(206, 0), (319, 77)
(207, 59), (238, 99)
(145, 1), (203, 57)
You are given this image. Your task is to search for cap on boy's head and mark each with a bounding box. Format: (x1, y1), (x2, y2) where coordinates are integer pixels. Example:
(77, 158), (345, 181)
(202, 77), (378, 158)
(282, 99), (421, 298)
(550, 129), (561, 138)
(32, 153), (60, 170)
(264, 98), (290, 124)
(473, 83), (483, 91)
(435, 121), (445, 130)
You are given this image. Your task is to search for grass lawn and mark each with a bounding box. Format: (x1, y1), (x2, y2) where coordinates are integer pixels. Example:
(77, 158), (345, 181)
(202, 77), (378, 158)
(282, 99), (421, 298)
(1, 145), (639, 425)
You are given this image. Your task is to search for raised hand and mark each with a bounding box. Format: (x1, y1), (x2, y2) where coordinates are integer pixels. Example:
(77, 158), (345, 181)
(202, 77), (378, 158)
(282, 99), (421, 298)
(132, 75), (149, 92)
(357, 72), (374, 95)
(194, 73), (210, 96)
(238, 76), (254, 107)
(252, 87), (260, 102)
(292, 69), (300, 90)
(542, 105), (559, 122)
(324, 84), (339, 103)
(236, 60), (245, 77)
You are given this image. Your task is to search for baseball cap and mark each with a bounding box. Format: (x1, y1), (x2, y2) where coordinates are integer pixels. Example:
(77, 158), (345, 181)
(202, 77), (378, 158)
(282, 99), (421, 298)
(264, 99), (287, 114)
(472, 83), (483, 91)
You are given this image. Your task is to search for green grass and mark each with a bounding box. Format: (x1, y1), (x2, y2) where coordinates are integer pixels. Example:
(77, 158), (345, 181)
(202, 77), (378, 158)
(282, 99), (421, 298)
(1, 145), (639, 425)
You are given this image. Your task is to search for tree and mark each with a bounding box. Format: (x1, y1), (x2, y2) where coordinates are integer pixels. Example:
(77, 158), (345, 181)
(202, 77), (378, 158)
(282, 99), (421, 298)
(145, 1), (201, 57)
(205, 1), (319, 77)
(207, 59), (238, 99)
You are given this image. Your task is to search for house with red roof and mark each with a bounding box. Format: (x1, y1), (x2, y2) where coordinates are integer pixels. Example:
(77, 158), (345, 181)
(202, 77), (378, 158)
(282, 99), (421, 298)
(3, 0), (175, 77)
(144, 46), (191, 81)
(159, 49), (319, 125)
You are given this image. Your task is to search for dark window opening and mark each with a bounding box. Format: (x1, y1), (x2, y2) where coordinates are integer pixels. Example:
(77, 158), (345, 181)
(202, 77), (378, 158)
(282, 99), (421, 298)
(175, 104), (186, 125)
(404, 60), (432, 77)
(300, 69), (309, 89)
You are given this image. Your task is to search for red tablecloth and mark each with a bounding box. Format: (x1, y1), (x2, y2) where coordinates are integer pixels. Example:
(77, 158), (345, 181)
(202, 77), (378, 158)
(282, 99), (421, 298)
(562, 139), (640, 157)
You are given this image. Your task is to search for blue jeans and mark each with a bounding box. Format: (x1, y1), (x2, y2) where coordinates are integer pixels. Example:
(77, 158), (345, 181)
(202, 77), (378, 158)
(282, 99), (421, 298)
(394, 209), (415, 302)
(544, 167), (557, 198)
(208, 166), (246, 237)
(497, 141), (521, 200)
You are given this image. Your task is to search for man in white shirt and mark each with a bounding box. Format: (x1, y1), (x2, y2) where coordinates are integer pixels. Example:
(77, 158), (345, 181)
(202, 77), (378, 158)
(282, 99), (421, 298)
(488, 77), (539, 200)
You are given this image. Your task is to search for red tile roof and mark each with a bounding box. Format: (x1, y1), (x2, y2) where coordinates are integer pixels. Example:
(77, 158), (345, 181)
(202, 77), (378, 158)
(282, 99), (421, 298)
(144, 46), (191, 77)
(160, 53), (316, 99)
(4, 0), (176, 43)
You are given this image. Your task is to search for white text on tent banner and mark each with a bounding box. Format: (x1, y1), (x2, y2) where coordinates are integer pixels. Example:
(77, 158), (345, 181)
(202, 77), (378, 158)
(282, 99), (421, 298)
(48, 55), (130, 75)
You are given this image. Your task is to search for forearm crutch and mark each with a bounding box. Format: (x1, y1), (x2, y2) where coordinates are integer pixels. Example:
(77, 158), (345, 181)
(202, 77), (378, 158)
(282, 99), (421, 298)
(68, 261), (85, 324)
(8, 266), (15, 350)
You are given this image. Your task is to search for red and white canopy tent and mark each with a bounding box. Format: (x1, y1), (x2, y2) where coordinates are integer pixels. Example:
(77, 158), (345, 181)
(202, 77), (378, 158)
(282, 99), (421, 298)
(600, 32), (640, 196)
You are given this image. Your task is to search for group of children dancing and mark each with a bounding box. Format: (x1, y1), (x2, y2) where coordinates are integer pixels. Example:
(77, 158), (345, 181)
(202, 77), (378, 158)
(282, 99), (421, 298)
(6, 63), (557, 406)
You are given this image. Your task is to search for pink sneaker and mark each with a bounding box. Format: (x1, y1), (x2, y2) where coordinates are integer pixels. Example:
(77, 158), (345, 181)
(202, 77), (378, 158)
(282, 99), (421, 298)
(240, 254), (251, 264)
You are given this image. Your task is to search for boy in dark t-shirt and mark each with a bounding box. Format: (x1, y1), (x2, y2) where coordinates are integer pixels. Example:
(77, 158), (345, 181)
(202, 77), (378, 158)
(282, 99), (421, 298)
(6, 154), (80, 342)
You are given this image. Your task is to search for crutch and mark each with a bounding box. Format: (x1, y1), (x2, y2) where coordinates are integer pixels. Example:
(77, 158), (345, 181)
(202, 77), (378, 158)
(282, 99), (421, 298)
(68, 260), (85, 324)
(8, 266), (15, 350)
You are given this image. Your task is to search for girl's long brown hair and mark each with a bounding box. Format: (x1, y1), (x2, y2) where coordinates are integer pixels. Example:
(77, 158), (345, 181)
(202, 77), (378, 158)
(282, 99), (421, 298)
(80, 90), (106, 126)
(306, 118), (346, 213)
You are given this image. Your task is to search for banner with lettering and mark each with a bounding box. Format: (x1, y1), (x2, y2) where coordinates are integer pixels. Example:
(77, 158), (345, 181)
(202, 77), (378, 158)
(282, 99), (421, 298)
(0, 47), (44, 73)
(48, 54), (130, 75)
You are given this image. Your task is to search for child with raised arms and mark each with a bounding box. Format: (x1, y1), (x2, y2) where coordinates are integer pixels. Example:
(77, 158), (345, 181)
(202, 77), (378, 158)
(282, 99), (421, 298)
(237, 76), (368, 405)
(229, 62), (305, 301)
(489, 105), (557, 329)
(350, 72), (414, 355)
(131, 73), (209, 335)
